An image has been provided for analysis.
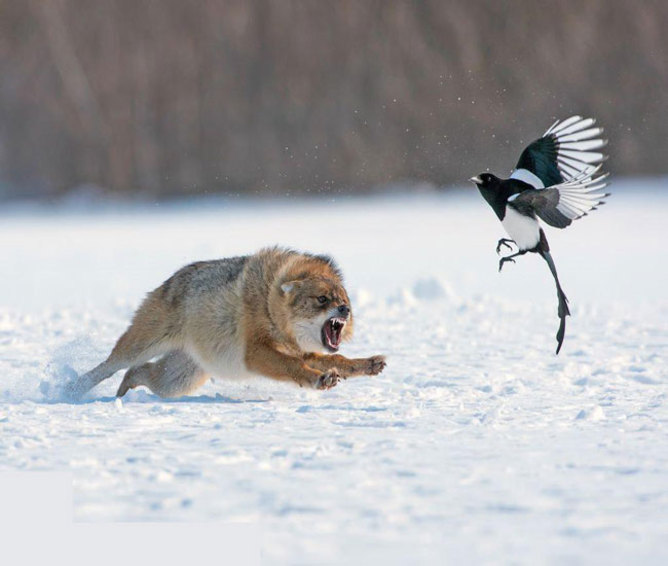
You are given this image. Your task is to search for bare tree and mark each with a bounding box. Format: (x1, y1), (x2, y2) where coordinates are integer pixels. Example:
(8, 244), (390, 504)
(0, 0), (666, 199)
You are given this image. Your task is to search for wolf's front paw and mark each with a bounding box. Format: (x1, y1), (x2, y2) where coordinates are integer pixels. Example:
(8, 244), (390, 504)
(364, 355), (386, 376)
(316, 369), (340, 390)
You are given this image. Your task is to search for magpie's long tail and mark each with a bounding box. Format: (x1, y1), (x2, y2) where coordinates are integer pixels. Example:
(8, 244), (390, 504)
(539, 249), (570, 354)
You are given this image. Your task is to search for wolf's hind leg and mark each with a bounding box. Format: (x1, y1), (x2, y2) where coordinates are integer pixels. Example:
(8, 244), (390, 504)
(117, 350), (208, 399)
(68, 298), (177, 398)
(65, 359), (121, 399)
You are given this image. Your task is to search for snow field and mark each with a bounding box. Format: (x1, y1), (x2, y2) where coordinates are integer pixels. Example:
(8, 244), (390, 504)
(1, 181), (667, 563)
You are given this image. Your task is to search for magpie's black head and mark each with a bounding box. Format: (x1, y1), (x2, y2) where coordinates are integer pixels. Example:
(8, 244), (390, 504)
(470, 173), (507, 219)
(469, 173), (501, 188)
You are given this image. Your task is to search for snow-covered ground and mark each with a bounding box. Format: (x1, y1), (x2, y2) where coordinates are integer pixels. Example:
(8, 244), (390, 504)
(1, 179), (667, 564)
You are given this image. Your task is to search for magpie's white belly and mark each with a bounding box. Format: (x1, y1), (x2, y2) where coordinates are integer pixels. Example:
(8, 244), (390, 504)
(502, 207), (540, 250)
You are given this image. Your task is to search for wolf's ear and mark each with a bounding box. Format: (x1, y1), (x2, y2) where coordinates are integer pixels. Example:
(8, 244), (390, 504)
(280, 280), (302, 294)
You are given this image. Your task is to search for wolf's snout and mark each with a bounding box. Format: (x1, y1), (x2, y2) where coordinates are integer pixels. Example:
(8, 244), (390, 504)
(338, 304), (350, 317)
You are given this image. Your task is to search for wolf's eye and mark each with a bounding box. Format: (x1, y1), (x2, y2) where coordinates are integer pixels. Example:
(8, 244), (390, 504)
(317, 295), (328, 304)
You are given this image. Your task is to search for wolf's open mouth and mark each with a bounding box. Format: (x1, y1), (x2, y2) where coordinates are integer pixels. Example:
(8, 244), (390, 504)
(322, 317), (346, 351)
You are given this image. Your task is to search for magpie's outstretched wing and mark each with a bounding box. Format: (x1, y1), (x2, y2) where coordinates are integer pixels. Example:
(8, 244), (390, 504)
(508, 171), (610, 229)
(510, 116), (608, 189)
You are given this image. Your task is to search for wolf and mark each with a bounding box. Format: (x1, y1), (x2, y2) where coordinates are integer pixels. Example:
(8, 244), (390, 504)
(68, 247), (386, 398)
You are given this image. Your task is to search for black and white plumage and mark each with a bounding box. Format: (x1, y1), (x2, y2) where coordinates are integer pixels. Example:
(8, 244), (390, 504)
(470, 116), (610, 354)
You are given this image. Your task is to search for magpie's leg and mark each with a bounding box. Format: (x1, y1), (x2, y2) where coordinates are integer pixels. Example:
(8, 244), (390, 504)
(498, 249), (527, 272)
(538, 249), (571, 355)
(496, 238), (516, 255)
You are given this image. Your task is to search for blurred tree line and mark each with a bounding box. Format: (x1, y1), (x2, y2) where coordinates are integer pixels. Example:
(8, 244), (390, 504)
(1, 0), (666, 199)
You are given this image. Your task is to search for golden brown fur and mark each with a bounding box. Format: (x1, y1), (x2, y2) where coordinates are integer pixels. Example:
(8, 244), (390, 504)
(69, 247), (386, 398)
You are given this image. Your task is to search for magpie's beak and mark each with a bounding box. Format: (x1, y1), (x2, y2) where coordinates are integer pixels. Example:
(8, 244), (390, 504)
(469, 176), (482, 185)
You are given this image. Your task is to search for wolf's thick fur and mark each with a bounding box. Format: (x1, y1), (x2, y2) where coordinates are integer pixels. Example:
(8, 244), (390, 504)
(70, 247), (386, 398)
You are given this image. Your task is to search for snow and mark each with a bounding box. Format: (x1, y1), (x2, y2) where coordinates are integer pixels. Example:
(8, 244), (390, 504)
(1, 179), (668, 564)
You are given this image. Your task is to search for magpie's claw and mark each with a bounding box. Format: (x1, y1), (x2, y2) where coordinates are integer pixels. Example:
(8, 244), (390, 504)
(498, 257), (516, 272)
(496, 239), (516, 255)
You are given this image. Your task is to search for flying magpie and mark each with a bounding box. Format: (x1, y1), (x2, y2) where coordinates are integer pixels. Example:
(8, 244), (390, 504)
(469, 115), (610, 354)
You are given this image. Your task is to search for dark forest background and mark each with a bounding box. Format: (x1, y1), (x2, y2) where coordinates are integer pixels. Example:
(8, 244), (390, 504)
(1, 1), (666, 200)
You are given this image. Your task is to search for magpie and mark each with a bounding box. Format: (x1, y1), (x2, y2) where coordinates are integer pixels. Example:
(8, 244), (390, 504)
(469, 115), (610, 354)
